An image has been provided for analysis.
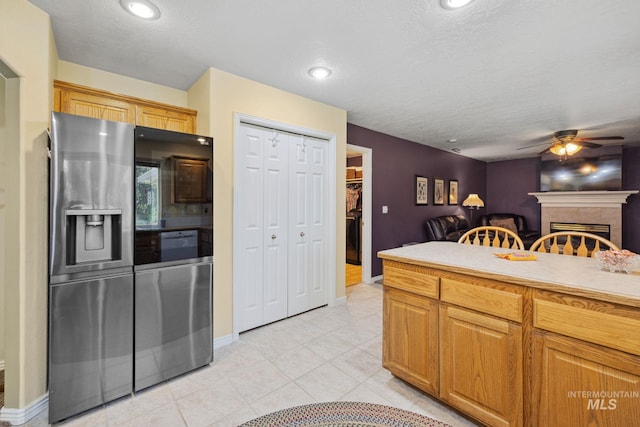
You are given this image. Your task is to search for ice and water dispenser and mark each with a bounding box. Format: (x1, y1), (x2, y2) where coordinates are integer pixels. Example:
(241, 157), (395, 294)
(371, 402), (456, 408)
(65, 209), (123, 265)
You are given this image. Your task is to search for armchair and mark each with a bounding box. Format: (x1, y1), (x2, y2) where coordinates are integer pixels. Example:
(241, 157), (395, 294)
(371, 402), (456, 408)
(478, 213), (540, 248)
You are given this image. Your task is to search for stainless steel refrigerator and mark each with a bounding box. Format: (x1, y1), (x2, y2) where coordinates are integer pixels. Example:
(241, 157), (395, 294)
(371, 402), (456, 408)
(133, 126), (213, 392)
(48, 112), (134, 423)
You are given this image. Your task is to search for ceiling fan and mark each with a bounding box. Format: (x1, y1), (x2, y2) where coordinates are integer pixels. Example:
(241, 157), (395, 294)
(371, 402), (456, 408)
(520, 130), (624, 157)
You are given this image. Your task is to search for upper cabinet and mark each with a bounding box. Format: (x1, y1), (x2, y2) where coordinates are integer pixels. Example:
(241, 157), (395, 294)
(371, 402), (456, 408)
(54, 80), (197, 133)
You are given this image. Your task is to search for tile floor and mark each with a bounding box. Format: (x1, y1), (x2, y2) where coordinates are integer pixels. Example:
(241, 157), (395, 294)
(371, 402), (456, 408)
(26, 282), (478, 427)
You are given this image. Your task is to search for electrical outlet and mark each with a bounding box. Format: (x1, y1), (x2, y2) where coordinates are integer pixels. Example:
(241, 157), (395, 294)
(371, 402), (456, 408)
(382, 205), (388, 214)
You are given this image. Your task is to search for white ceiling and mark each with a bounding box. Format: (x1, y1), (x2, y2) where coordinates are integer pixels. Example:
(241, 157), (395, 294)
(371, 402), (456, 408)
(29, 0), (640, 161)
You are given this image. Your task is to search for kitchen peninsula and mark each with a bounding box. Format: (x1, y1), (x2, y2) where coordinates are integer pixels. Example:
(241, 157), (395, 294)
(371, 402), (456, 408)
(378, 242), (640, 427)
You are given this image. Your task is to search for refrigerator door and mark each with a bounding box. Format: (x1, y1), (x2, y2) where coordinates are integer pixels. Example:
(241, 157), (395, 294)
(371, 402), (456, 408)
(50, 112), (134, 279)
(134, 262), (212, 391)
(48, 273), (133, 423)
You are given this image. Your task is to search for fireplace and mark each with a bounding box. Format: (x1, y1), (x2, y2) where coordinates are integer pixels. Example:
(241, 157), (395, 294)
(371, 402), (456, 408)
(549, 222), (610, 240)
(529, 190), (638, 248)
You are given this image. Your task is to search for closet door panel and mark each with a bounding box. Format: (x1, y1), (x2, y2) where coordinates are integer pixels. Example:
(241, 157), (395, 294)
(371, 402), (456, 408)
(288, 135), (311, 315)
(307, 137), (328, 308)
(262, 131), (289, 323)
(238, 126), (265, 332)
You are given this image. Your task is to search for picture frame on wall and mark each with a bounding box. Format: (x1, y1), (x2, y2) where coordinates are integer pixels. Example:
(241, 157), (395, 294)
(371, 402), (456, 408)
(415, 175), (428, 205)
(448, 180), (458, 205)
(433, 177), (445, 205)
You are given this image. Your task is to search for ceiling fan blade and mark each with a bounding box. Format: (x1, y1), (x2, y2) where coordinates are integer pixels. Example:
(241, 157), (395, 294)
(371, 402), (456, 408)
(574, 141), (602, 149)
(517, 142), (549, 150)
(576, 136), (624, 141)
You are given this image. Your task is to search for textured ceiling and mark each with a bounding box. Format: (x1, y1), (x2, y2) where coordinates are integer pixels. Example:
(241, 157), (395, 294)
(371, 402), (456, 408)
(28, 0), (640, 161)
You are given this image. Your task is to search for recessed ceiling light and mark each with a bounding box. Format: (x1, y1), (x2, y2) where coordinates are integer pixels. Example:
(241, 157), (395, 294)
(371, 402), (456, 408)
(440, 0), (475, 10)
(308, 66), (332, 80)
(120, 0), (161, 20)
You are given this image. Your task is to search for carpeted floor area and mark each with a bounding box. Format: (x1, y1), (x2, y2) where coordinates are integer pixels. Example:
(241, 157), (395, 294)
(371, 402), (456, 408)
(240, 401), (454, 427)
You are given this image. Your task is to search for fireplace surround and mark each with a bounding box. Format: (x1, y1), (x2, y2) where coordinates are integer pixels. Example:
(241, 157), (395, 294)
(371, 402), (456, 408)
(529, 190), (638, 248)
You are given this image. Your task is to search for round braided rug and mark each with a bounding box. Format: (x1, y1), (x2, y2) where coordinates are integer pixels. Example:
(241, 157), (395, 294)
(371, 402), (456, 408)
(240, 401), (454, 427)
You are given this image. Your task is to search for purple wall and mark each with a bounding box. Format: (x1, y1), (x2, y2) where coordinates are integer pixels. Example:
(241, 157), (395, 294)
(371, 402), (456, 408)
(622, 147), (640, 253)
(347, 124), (487, 276)
(486, 158), (541, 232)
(489, 147), (640, 253)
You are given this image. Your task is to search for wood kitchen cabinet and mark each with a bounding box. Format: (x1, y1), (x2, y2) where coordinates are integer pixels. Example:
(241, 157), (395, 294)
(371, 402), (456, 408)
(379, 243), (640, 427)
(135, 104), (195, 133)
(532, 331), (640, 427)
(439, 276), (524, 427)
(172, 157), (208, 203)
(383, 287), (439, 395)
(440, 304), (523, 427)
(532, 290), (640, 427)
(54, 80), (197, 133)
(382, 261), (440, 395)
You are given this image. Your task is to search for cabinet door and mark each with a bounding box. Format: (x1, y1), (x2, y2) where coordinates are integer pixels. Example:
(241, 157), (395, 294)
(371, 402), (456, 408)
(440, 304), (523, 427)
(383, 287), (439, 396)
(173, 158), (208, 203)
(136, 104), (196, 133)
(58, 89), (135, 123)
(533, 331), (640, 427)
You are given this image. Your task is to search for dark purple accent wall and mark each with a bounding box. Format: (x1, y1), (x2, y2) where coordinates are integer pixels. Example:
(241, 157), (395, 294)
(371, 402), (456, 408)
(489, 147), (640, 253)
(622, 147), (640, 253)
(486, 158), (541, 232)
(347, 124), (487, 277)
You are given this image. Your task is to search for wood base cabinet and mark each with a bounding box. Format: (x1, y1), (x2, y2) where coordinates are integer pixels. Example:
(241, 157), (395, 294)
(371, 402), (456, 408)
(440, 304), (523, 427)
(533, 332), (640, 427)
(383, 287), (439, 395)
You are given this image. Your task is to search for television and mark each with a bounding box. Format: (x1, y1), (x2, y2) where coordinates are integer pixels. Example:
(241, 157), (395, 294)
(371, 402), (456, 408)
(540, 154), (622, 192)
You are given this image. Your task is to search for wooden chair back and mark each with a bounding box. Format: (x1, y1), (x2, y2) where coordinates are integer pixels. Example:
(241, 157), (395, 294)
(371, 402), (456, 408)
(529, 231), (619, 257)
(458, 226), (525, 250)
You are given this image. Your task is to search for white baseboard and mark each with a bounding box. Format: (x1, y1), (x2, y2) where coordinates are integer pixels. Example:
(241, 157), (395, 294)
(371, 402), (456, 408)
(0, 393), (48, 426)
(335, 295), (347, 305)
(213, 334), (233, 349)
(371, 275), (383, 284)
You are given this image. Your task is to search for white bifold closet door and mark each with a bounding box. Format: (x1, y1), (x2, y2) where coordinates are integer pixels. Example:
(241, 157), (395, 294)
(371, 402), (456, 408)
(237, 123), (328, 333)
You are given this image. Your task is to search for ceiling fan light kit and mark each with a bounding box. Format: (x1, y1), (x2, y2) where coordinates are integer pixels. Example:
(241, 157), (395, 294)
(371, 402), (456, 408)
(533, 129), (625, 158)
(549, 142), (582, 157)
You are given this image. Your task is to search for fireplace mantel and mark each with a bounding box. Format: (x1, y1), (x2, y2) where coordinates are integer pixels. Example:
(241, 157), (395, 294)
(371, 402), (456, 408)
(528, 190), (639, 208)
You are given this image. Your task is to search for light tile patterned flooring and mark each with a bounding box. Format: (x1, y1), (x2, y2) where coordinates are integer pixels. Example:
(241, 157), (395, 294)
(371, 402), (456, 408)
(27, 283), (478, 427)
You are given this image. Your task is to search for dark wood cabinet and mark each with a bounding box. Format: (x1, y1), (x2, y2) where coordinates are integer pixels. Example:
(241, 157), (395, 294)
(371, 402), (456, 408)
(172, 157), (208, 203)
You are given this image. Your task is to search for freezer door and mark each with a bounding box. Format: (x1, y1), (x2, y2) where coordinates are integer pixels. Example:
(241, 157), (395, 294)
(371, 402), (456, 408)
(135, 262), (212, 391)
(49, 112), (134, 277)
(49, 273), (133, 423)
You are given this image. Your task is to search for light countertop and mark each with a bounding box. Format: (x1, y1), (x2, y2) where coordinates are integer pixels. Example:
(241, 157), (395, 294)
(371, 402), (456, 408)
(378, 242), (640, 307)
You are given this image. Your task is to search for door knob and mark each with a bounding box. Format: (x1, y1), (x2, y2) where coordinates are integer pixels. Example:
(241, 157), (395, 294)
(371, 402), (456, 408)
(271, 234), (276, 240)
(300, 232), (305, 237)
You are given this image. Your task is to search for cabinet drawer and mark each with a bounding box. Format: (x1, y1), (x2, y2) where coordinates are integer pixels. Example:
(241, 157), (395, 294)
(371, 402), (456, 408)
(534, 297), (640, 356)
(383, 261), (439, 299)
(441, 277), (523, 322)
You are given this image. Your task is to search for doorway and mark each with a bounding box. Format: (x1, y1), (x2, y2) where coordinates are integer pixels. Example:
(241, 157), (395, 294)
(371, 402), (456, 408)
(346, 144), (372, 285)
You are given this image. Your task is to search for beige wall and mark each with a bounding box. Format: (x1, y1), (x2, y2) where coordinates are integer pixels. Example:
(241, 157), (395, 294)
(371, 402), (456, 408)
(189, 68), (347, 339)
(57, 60), (189, 107)
(0, 70), (6, 368)
(0, 0), (53, 410)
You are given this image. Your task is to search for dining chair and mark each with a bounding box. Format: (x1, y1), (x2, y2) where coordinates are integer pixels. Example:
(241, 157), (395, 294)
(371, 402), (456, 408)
(458, 226), (525, 250)
(529, 231), (619, 257)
